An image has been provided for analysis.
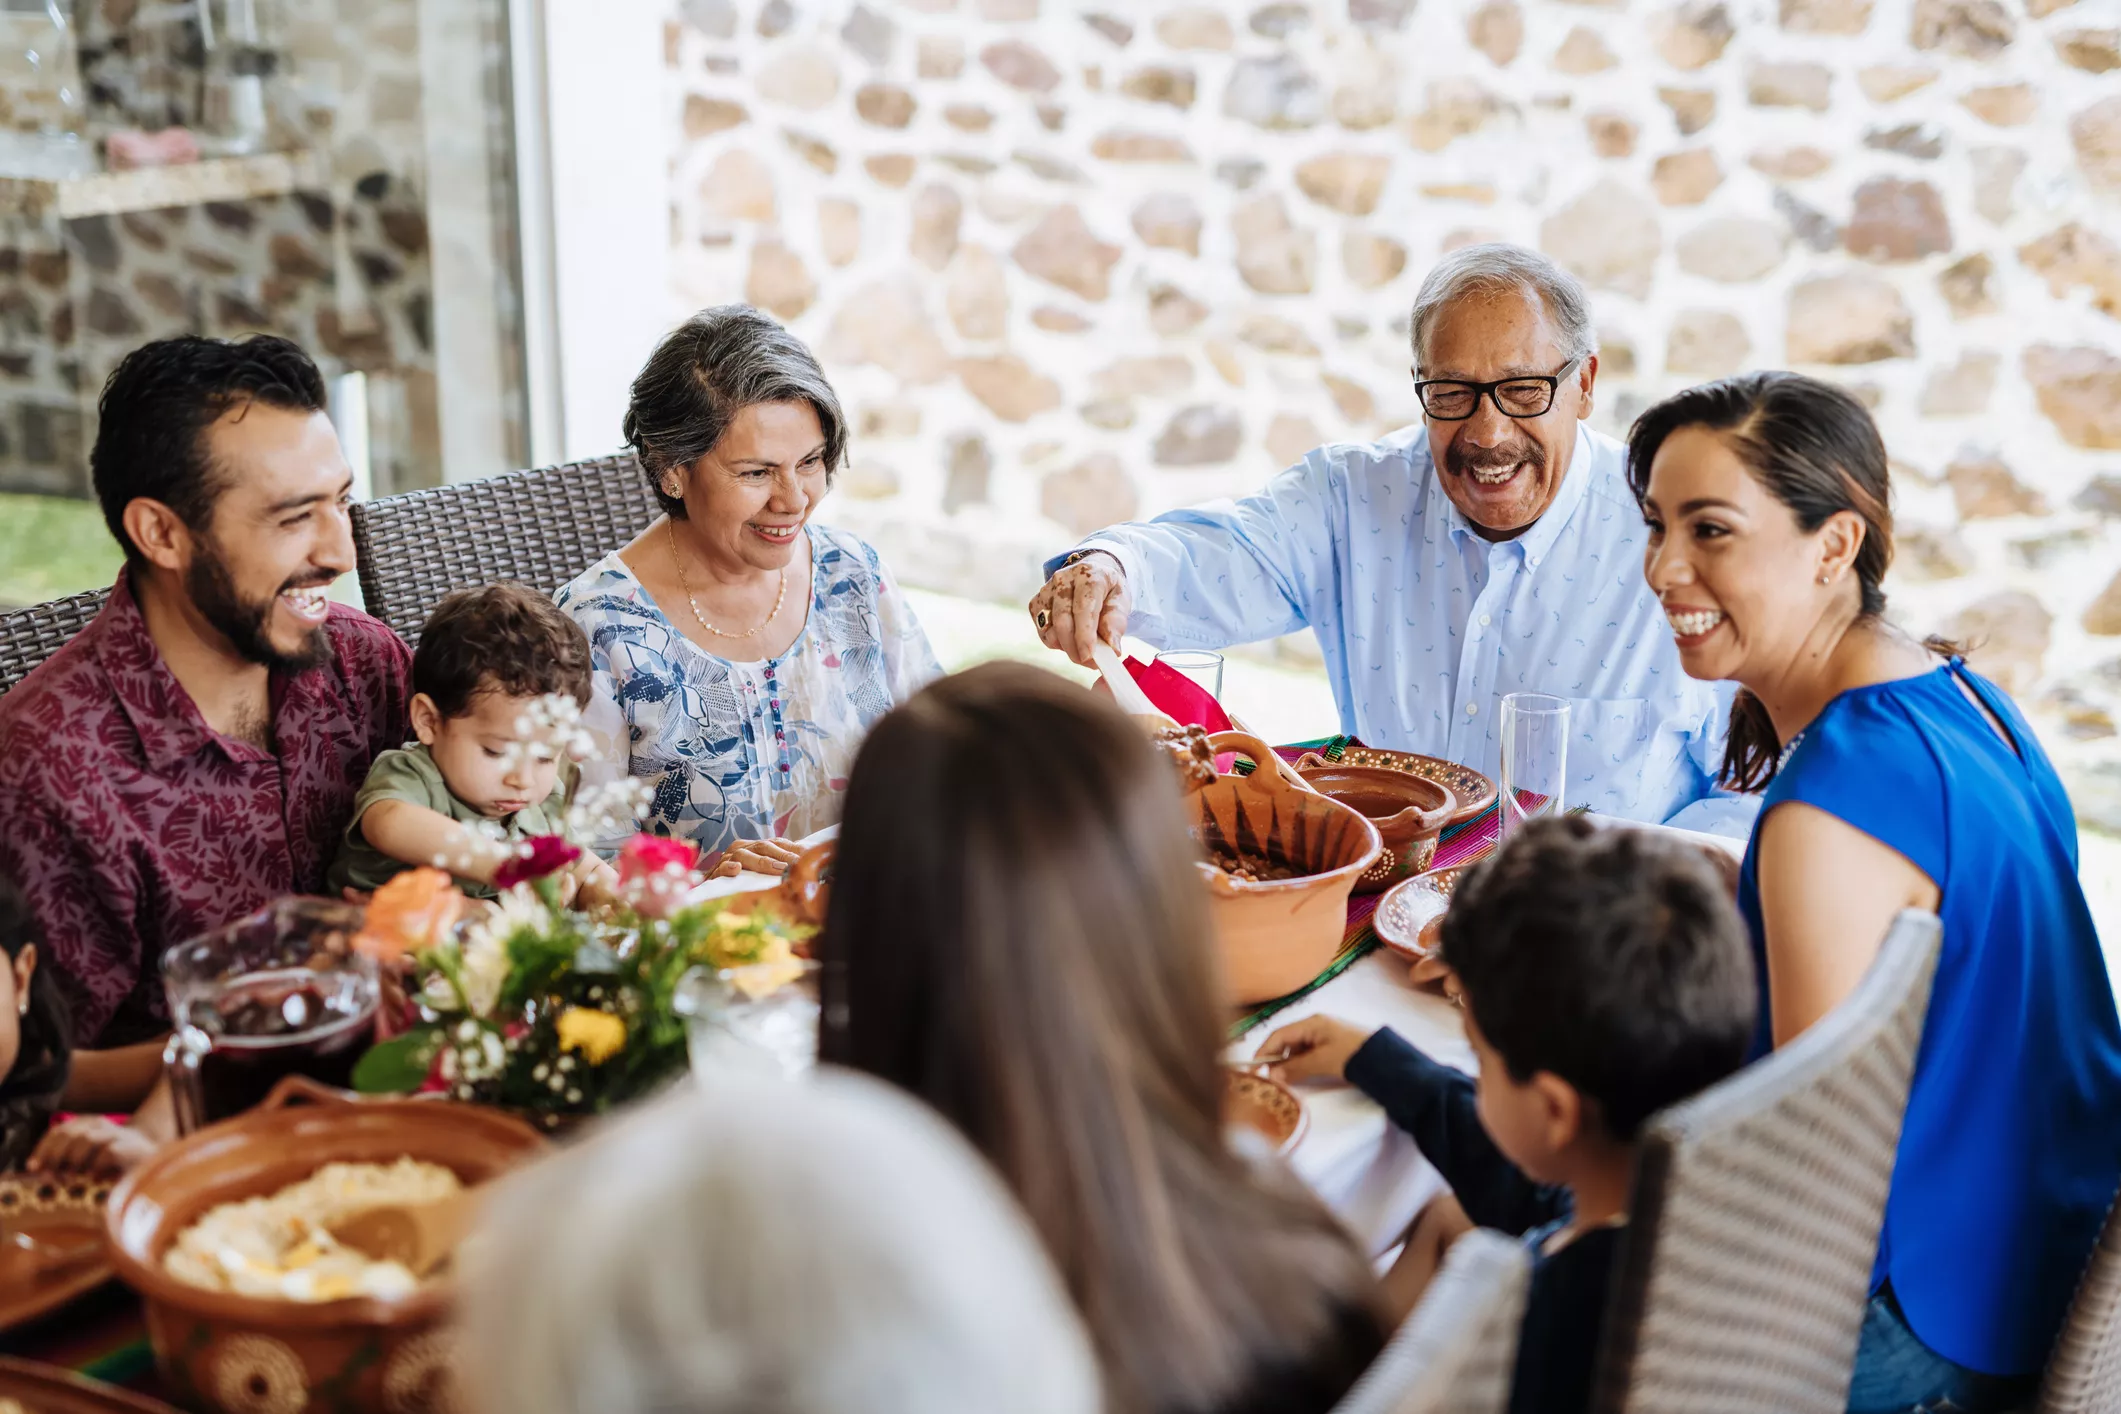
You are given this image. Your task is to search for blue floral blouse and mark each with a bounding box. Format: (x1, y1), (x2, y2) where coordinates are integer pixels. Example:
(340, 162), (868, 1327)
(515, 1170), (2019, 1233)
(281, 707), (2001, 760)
(555, 525), (940, 858)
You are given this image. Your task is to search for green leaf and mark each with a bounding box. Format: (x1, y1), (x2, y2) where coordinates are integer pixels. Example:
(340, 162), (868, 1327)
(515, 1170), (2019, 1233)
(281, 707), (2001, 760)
(352, 1030), (442, 1093)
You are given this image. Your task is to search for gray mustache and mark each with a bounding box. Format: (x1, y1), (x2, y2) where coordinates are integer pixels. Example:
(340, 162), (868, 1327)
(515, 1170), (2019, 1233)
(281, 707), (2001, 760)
(1444, 442), (1546, 477)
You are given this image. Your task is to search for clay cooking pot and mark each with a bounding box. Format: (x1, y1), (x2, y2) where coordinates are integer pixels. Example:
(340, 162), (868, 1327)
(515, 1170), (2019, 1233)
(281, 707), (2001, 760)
(1194, 732), (1382, 1005)
(104, 1075), (546, 1414)
(1292, 757), (1457, 893)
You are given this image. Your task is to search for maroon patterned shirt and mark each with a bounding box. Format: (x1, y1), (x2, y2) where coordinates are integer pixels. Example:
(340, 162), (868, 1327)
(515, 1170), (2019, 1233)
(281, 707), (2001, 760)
(0, 573), (411, 1047)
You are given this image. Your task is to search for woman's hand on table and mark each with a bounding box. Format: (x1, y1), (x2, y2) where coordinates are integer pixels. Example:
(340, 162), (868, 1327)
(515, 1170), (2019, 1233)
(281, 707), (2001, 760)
(717, 838), (806, 876)
(1255, 1015), (1374, 1087)
(27, 1115), (159, 1177)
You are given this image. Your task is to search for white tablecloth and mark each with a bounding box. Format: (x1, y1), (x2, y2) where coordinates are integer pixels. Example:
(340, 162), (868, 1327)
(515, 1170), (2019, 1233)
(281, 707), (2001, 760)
(1234, 819), (1749, 1257)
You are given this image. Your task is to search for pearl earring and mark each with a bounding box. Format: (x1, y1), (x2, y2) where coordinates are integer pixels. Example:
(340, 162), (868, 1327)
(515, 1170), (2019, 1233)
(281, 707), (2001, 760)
(1818, 572), (1831, 585)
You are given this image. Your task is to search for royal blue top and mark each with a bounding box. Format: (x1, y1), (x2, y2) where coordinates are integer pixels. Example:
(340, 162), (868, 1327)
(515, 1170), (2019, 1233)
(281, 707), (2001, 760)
(1738, 660), (2121, 1376)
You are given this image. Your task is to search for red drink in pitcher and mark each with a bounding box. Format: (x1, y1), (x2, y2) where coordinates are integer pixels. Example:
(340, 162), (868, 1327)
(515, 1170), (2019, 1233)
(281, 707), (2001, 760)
(162, 899), (380, 1131)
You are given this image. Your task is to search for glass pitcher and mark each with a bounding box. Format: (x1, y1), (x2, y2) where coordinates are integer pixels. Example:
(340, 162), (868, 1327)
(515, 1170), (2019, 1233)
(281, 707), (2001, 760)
(161, 897), (379, 1134)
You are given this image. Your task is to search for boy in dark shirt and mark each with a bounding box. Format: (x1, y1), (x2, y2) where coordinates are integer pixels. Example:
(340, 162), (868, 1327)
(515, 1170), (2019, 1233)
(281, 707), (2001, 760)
(1259, 816), (1756, 1414)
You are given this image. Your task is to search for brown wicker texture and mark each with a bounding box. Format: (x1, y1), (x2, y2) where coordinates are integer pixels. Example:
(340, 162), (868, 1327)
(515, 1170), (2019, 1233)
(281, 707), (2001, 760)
(1596, 909), (1942, 1414)
(1332, 1229), (1532, 1414)
(2041, 1188), (2121, 1414)
(349, 453), (659, 644)
(0, 586), (111, 698)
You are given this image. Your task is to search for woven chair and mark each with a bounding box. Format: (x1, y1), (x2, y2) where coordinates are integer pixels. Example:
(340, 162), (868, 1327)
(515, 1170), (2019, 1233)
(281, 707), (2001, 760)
(1332, 1229), (1533, 1414)
(2040, 1189), (2121, 1413)
(1594, 908), (1943, 1414)
(0, 586), (111, 698)
(350, 452), (659, 644)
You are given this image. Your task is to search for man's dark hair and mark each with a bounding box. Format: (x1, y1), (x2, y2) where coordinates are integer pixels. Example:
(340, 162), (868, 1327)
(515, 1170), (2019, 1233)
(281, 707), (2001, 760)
(412, 584), (593, 719)
(90, 334), (329, 562)
(1440, 815), (1756, 1141)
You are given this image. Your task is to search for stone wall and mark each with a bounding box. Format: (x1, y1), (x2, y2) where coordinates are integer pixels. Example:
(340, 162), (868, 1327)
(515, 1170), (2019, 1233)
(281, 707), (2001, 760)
(0, 0), (518, 500)
(667, 0), (2120, 817)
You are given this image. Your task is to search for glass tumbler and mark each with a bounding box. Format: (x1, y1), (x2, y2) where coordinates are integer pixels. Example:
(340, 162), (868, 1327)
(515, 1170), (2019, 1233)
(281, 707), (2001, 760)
(1498, 693), (1570, 842)
(675, 959), (822, 1083)
(1155, 649), (1226, 699)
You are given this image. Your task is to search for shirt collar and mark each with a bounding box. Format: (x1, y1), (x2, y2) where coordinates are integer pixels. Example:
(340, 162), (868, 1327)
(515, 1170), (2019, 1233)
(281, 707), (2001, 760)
(92, 569), (295, 773)
(1433, 422), (1597, 571)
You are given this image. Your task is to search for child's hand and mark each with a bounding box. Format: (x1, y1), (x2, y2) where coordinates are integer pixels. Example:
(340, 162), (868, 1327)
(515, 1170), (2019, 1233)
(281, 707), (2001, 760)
(27, 1116), (160, 1177)
(573, 859), (622, 911)
(1255, 1014), (1374, 1087)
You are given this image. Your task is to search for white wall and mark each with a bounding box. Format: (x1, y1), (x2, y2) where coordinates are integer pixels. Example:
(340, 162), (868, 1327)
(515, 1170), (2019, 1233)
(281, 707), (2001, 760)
(540, 0), (677, 462)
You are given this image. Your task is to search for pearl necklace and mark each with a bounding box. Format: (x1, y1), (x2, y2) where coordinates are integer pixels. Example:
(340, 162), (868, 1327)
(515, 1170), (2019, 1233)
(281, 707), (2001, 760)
(667, 520), (787, 640)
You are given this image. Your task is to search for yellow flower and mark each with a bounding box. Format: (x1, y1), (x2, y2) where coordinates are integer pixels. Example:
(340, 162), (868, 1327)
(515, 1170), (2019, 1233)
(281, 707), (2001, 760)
(555, 1007), (627, 1065)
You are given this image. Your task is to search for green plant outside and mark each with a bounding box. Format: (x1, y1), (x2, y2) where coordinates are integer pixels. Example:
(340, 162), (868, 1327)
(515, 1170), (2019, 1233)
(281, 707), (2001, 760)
(0, 493), (122, 608)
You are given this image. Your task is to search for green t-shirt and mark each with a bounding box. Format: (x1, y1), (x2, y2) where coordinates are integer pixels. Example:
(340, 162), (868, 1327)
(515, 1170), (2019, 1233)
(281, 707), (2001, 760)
(327, 743), (573, 899)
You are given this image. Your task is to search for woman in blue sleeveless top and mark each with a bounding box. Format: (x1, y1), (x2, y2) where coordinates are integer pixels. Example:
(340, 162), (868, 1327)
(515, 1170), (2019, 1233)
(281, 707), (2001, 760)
(1627, 371), (2121, 1413)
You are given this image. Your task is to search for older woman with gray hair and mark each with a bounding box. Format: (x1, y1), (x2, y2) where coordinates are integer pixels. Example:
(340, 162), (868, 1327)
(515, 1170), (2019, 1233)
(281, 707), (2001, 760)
(558, 306), (939, 873)
(462, 1071), (1102, 1414)
(1028, 242), (1754, 836)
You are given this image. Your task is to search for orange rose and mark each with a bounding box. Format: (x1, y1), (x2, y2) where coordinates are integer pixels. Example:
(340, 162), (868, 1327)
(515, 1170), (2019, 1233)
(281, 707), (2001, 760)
(354, 867), (467, 961)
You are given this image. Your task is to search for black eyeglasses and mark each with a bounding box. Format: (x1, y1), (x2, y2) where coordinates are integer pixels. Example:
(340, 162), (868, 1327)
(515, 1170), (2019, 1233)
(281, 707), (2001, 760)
(1413, 358), (1582, 421)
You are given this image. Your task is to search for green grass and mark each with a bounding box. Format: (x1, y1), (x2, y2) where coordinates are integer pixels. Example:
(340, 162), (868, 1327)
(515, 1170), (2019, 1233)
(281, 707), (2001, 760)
(0, 493), (122, 607)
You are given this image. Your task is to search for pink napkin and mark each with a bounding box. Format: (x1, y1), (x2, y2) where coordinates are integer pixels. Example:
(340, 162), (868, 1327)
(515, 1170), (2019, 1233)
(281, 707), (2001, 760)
(1122, 654), (1237, 771)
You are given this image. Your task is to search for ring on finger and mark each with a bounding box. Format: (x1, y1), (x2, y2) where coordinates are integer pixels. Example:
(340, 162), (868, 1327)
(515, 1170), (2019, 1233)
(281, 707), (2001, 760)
(1036, 609), (1052, 630)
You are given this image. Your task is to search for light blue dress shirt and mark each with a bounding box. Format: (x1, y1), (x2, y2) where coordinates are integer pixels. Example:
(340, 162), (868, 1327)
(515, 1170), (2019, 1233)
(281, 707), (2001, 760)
(1051, 423), (1758, 837)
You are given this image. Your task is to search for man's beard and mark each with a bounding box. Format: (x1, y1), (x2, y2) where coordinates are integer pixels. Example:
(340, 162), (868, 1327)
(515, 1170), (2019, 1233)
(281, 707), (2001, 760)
(185, 541), (334, 673)
(1443, 436), (1548, 484)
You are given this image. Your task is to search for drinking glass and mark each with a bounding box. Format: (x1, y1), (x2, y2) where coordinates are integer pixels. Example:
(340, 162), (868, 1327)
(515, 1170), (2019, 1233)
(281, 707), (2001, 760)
(1155, 649), (1225, 699)
(1498, 693), (1570, 842)
(675, 960), (822, 1082)
(161, 898), (379, 1133)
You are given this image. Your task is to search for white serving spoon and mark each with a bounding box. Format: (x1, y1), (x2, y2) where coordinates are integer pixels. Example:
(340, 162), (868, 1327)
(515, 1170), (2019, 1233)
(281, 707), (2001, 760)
(1089, 638), (1179, 727)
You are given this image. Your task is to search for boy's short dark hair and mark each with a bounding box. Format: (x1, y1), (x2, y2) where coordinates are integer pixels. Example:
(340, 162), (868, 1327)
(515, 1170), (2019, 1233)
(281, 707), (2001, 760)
(90, 335), (328, 562)
(1440, 816), (1756, 1141)
(412, 583), (593, 719)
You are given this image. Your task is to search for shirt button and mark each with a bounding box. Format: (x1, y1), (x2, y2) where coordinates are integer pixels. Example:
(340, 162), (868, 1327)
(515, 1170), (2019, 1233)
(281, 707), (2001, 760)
(1465, 702), (1479, 716)
(1478, 613), (1492, 628)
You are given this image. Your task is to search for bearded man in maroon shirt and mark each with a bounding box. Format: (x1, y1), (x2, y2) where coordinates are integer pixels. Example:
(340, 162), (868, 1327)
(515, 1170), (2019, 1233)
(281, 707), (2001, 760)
(0, 335), (411, 1117)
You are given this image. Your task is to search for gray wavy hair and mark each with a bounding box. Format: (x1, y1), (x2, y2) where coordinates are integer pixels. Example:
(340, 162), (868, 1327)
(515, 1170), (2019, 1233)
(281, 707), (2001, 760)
(1409, 243), (1598, 370)
(463, 1071), (1102, 1414)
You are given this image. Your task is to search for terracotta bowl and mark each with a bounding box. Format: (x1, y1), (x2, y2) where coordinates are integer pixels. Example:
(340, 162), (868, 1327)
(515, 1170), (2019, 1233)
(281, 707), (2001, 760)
(1225, 1069), (1308, 1156)
(1195, 732), (1383, 1005)
(1292, 758), (1457, 894)
(104, 1076), (547, 1414)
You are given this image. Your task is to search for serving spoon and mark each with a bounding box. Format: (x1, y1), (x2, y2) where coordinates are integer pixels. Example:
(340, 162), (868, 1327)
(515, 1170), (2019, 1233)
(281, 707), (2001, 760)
(324, 1183), (487, 1278)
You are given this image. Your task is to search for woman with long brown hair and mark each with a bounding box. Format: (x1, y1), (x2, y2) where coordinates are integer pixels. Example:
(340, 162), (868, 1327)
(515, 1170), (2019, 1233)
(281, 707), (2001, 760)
(818, 661), (1384, 1414)
(1630, 371), (2121, 1414)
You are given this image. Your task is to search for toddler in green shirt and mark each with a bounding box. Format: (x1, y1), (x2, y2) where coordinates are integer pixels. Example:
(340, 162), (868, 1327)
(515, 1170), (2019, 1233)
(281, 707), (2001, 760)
(330, 583), (616, 904)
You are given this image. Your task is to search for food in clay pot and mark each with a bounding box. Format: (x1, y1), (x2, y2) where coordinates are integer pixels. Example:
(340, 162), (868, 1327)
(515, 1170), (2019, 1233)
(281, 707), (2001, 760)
(1151, 723), (1219, 794)
(163, 1158), (462, 1303)
(1188, 732), (1381, 1004)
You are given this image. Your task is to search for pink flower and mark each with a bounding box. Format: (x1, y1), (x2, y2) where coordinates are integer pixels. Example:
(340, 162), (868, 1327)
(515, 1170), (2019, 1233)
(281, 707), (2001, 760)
(494, 834), (582, 890)
(618, 834), (700, 883)
(617, 833), (701, 918)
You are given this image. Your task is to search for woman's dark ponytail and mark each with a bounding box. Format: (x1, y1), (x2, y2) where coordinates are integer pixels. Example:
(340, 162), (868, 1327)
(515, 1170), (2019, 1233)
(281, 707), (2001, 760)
(1626, 372), (1951, 793)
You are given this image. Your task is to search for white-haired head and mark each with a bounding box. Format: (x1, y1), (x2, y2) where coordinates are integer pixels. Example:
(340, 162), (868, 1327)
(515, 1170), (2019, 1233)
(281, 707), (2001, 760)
(463, 1070), (1102, 1414)
(1409, 243), (1597, 371)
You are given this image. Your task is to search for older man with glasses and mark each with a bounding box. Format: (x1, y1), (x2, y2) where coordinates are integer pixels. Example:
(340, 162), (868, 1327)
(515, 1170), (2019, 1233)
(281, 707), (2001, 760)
(1028, 242), (1754, 836)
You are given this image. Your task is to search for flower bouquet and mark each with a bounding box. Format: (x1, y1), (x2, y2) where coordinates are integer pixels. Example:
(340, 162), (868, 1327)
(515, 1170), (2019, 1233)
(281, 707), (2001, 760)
(349, 832), (815, 1128)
